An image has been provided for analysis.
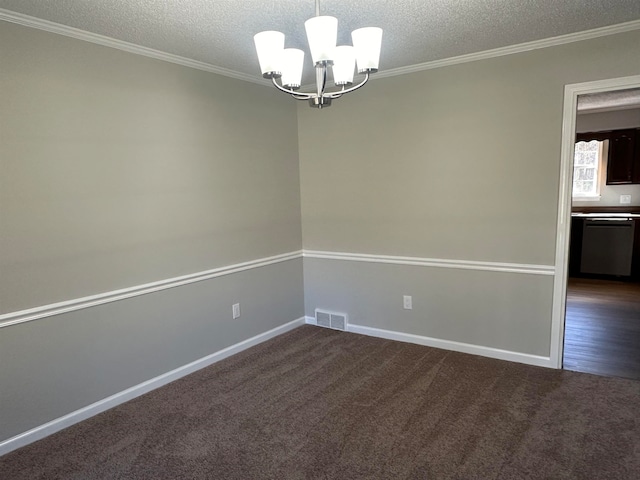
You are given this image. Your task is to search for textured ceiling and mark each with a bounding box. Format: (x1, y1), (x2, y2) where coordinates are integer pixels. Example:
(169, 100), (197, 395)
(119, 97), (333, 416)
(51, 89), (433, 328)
(1, 0), (640, 86)
(578, 89), (640, 113)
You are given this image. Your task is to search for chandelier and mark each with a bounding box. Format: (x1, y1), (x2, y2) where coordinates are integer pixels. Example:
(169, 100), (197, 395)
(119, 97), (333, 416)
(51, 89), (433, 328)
(253, 0), (383, 109)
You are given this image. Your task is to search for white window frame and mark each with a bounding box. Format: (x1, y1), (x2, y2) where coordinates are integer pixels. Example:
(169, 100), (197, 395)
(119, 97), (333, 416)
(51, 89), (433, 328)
(572, 139), (606, 201)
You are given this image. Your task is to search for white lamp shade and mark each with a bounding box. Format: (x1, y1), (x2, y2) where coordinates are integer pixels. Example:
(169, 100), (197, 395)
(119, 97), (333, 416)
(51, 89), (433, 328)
(281, 48), (305, 88)
(254, 30), (285, 76)
(351, 27), (383, 73)
(304, 16), (338, 64)
(332, 46), (356, 85)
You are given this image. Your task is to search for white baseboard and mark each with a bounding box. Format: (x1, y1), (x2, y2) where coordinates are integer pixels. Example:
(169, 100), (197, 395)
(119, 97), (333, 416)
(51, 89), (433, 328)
(0, 317), (305, 457)
(306, 316), (552, 368)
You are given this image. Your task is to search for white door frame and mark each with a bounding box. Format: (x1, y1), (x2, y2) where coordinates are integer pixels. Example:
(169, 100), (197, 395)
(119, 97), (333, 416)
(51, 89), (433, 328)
(550, 74), (640, 369)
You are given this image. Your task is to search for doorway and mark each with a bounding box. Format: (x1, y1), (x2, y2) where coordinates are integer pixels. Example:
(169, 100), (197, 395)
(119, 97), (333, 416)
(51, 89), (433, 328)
(551, 75), (640, 377)
(565, 93), (640, 379)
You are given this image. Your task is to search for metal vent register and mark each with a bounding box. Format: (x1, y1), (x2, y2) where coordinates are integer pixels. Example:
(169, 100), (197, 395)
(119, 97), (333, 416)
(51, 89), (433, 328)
(315, 309), (348, 331)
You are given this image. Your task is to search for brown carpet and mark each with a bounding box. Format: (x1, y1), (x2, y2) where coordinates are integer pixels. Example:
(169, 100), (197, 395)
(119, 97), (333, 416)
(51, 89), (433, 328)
(1, 325), (639, 479)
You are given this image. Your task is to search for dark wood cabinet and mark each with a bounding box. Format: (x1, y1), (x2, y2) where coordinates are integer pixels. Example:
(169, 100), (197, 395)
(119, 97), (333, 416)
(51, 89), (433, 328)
(577, 128), (640, 185)
(607, 129), (638, 184)
(569, 216), (584, 277)
(569, 213), (640, 281)
(634, 130), (640, 184)
(634, 218), (640, 279)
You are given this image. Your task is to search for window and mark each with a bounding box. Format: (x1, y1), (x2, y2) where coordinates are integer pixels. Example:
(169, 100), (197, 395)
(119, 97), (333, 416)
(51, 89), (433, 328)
(573, 140), (604, 199)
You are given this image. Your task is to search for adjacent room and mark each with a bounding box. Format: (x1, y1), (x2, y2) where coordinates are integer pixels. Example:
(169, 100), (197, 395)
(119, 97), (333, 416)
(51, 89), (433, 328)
(565, 91), (640, 380)
(1, 1), (640, 478)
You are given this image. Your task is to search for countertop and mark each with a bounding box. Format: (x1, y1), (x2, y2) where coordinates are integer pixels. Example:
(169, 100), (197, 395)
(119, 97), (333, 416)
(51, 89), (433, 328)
(572, 213), (640, 218)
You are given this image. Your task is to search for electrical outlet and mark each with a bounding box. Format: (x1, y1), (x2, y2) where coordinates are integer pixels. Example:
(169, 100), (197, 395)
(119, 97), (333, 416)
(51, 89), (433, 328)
(403, 295), (412, 310)
(620, 194), (631, 204)
(232, 303), (240, 319)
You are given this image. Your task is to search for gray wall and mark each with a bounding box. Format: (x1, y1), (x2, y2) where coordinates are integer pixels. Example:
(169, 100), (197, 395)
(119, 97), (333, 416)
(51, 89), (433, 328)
(0, 259), (304, 441)
(0, 22), (304, 443)
(576, 108), (640, 133)
(1, 22), (302, 314)
(3, 17), (640, 448)
(304, 258), (553, 356)
(574, 108), (640, 207)
(298, 29), (640, 357)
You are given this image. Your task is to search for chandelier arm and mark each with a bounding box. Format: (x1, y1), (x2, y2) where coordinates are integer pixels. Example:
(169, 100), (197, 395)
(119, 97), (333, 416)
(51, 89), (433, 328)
(323, 72), (370, 99)
(271, 77), (314, 100)
(321, 86), (345, 100)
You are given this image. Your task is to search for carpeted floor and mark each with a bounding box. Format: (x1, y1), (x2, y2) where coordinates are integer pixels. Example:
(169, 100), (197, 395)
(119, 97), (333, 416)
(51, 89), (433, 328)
(1, 325), (639, 479)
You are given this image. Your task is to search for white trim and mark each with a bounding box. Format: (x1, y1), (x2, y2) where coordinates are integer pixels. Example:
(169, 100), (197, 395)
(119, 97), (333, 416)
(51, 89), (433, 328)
(0, 8), (268, 86)
(2, 8), (639, 88)
(348, 324), (552, 367)
(0, 251), (303, 329)
(0, 249), (549, 329)
(373, 20), (640, 81)
(0, 317), (305, 457)
(303, 250), (554, 276)
(305, 320), (551, 368)
(551, 75), (640, 369)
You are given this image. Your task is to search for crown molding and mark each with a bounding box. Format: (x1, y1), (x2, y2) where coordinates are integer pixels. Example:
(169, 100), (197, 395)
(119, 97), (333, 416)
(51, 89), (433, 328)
(2, 8), (640, 88)
(373, 19), (640, 81)
(0, 8), (269, 86)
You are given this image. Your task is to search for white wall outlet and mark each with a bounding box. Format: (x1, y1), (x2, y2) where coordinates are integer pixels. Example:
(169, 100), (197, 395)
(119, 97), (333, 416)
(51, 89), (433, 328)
(620, 194), (631, 204)
(403, 295), (412, 310)
(232, 303), (240, 319)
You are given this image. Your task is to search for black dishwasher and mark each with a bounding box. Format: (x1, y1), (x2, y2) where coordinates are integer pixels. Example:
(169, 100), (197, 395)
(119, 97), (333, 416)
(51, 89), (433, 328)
(580, 218), (635, 276)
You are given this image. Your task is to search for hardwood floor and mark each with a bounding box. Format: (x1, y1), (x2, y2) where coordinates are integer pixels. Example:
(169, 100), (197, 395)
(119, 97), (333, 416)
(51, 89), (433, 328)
(563, 277), (640, 380)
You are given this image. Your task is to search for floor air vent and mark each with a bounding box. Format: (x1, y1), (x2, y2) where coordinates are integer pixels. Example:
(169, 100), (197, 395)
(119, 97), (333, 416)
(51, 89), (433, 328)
(315, 309), (348, 331)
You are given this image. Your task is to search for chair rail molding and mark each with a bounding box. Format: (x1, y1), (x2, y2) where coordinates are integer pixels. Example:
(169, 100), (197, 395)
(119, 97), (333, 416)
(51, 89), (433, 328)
(0, 251), (303, 329)
(303, 250), (555, 276)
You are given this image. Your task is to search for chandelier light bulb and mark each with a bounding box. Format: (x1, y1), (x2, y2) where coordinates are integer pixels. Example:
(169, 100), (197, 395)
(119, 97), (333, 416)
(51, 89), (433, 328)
(332, 46), (356, 85)
(254, 31), (285, 77)
(281, 48), (305, 89)
(352, 27), (383, 73)
(304, 15), (338, 65)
